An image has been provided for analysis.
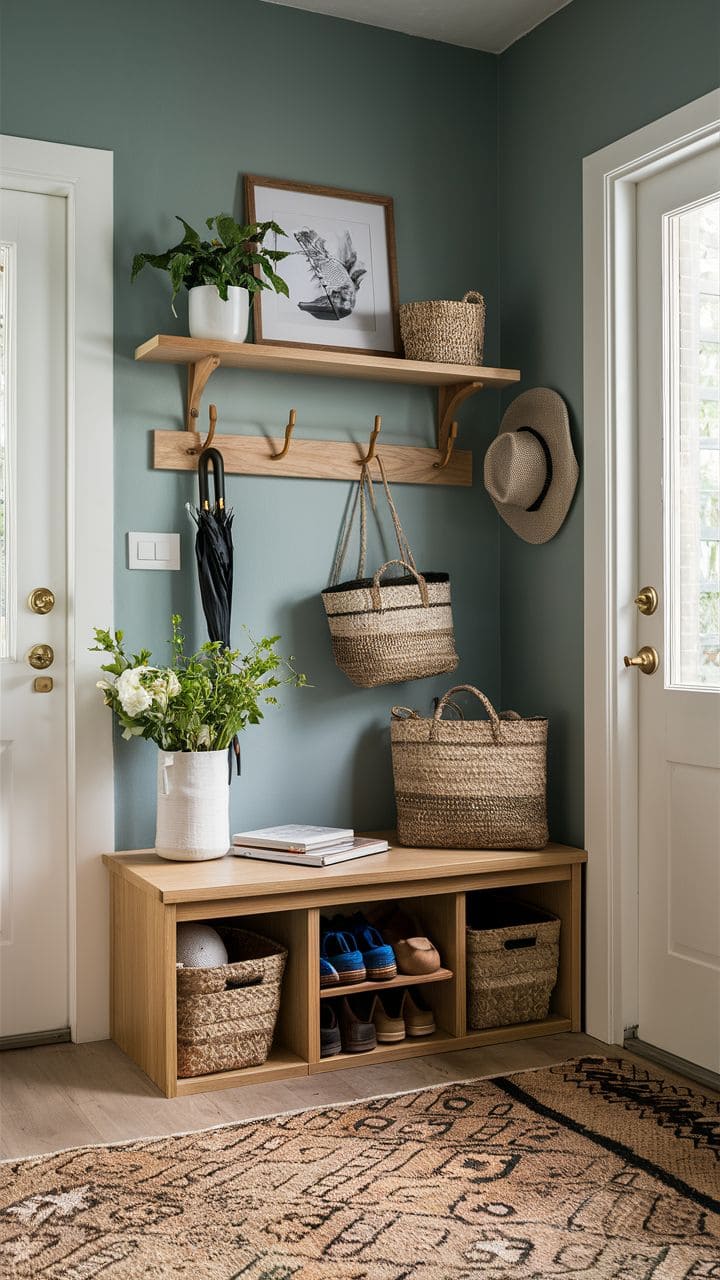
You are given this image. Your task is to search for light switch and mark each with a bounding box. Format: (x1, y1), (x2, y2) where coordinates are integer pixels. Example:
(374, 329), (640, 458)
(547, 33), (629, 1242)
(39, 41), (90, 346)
(127, 532), (181, 571)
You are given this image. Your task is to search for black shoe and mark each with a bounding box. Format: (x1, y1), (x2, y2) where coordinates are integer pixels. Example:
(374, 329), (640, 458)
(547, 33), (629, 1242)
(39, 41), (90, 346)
(320, 1003), (342, 1057)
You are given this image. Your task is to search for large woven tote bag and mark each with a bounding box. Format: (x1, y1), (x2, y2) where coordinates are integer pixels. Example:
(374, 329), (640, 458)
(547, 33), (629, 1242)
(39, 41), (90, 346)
(322, 458), (458, 688)
(390, 684), (548, 849)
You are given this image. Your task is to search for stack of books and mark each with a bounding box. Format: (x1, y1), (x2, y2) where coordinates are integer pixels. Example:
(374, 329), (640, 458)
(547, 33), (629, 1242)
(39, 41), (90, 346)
(231, 825), (389, 868)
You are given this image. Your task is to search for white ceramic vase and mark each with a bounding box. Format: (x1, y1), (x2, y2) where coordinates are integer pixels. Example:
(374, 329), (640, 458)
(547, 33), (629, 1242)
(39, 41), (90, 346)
(188, 284), (249, 342)
(155, 750), (229, 862)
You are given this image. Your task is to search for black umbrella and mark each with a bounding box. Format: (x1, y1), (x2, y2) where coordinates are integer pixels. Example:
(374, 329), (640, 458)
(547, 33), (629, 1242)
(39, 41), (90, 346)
(189, 446), (240, 776)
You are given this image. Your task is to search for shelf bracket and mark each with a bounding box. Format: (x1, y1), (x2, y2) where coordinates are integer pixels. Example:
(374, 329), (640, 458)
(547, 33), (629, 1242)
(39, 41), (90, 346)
(437, 381), (484, 452)
(186, 355), (220, 432)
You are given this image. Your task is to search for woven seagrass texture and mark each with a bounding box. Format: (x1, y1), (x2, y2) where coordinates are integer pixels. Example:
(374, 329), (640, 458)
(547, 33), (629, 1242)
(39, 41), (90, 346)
(399, 290), (486, 365)
(466, 915), (560, 1030)
(391, 684), (548, 849)
(322, 458), (458, 687)
(176, 927), (286, 1078)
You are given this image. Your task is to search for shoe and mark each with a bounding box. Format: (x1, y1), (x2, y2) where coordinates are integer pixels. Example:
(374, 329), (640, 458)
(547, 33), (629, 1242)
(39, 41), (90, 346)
(395, 937), (441, 976)
(337, 996), (377, 1053)
(320, 1003), (342, 1057)
(320, 931), (366, 984)
(348, 917), (397, 981)
(366, 990), (406, 1043)
(320, 956), (340, 988)
(401, 989), (436, 1037)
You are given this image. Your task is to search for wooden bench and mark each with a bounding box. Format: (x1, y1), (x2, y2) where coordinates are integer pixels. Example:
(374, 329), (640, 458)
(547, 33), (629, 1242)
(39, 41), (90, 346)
(103, 839), (587, 1098)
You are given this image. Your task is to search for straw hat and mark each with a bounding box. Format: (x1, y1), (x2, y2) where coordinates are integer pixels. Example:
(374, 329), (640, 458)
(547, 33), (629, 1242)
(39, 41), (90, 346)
(483, 387), (578, 544)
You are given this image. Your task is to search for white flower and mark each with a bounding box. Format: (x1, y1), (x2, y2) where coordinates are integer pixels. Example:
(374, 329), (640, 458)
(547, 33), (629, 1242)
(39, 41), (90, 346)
(116, 666), (153, 718)
(149, 668), (181, 710)
(96, 679), (112, 691)
(166, 670), (180, 697)
(197, 724), (211, 748)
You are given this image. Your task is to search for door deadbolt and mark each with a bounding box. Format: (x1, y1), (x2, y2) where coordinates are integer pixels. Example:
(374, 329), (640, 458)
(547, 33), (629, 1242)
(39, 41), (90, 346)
(27, 644), (54, 670)
(28, 587), (55, 615)
(634, 586), (658, 616)
(624, 645), (660, 675)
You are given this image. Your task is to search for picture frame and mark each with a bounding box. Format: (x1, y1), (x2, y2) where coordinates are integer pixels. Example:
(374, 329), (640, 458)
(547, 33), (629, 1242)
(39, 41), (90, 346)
(244, 175), (400, 356)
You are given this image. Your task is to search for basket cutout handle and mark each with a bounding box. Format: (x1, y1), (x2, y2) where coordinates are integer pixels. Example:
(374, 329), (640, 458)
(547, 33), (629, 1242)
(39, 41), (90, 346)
(431, 684), (501, 744)
(503, 936), (537, 951)
(225, 974), (263, 990)
(371, 560), (428, 611)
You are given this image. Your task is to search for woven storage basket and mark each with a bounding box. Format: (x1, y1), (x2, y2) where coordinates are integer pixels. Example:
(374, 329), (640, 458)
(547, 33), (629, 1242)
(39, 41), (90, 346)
(322, 458), (458, 688)
(399, 291), (486, 365)
(176, 926), (287, 1078)
(390, 684), (548, 849)
(466, 894), (560, 1029)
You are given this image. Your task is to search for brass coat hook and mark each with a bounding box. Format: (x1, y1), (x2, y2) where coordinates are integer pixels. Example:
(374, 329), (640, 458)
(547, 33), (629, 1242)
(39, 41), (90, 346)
(271, 408), (297, 460)
(187, 403), (218, 456)
(434, 420), (459, 470)
(358, 415), (382, 465)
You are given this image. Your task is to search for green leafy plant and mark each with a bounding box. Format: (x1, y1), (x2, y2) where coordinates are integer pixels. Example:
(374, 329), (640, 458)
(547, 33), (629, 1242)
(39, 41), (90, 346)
(91, 615), (306, 752)
(131, 214), (290, 314)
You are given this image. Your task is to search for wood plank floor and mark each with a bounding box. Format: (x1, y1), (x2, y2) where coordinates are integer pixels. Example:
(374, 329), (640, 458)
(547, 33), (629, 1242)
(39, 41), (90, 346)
(0, 1032), (610, 1161)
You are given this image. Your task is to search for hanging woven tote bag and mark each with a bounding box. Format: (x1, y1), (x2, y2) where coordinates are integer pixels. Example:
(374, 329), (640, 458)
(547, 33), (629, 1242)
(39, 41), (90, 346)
(390, 684), (548, 849)
(321, 457), (458, 688)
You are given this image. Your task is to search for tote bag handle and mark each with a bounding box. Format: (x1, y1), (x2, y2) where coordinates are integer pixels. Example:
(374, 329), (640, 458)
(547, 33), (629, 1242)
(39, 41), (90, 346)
(328, 455), (419, 586)
(371, 560), (429, 611)
(431, 684), (501, 744)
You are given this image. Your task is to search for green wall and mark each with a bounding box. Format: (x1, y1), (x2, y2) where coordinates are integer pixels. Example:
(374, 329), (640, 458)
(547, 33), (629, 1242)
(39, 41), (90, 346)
(3, 0), (717, 849)
(498, 0), (720, 843)
(1, 0), (501, 847)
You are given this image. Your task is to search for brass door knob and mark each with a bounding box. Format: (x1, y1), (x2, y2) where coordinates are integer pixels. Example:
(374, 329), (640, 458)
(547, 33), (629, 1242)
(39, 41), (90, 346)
(634, 586), (658, 616)
(27, 644), (54, 670)
(624, 645), (659, 675)
(28, 587), (55, 615)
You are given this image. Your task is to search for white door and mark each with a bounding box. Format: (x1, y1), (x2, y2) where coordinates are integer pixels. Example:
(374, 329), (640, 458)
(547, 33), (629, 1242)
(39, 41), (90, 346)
(0, 186), (69, 1040)
(636, 147), (720, 1074)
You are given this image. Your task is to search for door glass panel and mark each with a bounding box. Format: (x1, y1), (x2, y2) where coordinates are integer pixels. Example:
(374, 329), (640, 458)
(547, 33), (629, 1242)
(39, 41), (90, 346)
(0, 243), (15, 661)
(667, 195), (720, 689)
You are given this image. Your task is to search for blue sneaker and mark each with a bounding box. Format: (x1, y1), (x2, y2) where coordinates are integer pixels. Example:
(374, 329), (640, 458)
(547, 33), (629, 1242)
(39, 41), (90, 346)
(349, 920), (397, 982)
(321, 931), (366, 984)
(320, 956), (340, 988)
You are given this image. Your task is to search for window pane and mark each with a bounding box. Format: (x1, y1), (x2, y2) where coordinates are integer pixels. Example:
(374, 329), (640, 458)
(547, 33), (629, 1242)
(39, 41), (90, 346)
(668, 194), (720, 688)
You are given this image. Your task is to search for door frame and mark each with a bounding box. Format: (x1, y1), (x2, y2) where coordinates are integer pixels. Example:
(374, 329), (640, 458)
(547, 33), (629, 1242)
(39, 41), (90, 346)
(1, 136), (114, 1042)
(582, 91), (720, 1046)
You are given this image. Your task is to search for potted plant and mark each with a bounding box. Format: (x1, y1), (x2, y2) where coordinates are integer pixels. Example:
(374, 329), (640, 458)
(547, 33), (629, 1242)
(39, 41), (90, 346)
(131, 214), (290, 342)
(92, 616), (306, 861)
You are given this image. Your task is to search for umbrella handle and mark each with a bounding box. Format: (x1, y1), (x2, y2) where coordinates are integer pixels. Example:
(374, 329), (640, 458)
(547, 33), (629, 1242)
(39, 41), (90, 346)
(198, 447), (226, 512)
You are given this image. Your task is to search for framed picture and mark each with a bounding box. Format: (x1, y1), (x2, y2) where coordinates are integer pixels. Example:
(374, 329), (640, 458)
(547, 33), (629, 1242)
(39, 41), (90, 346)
(244, 175), (400, 355)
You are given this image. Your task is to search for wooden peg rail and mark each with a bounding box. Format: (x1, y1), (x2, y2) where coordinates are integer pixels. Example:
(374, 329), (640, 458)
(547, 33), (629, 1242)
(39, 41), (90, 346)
(136, 335), (521, 487)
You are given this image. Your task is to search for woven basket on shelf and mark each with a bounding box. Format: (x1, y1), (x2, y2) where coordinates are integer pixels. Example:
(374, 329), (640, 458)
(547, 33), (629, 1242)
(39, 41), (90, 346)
(322, 457), (458, 688)
(390, 684), (548, 850)
(176, 926), (287, 1078)
(399, 291), (486, 365)
(466, 894), (560, 1030)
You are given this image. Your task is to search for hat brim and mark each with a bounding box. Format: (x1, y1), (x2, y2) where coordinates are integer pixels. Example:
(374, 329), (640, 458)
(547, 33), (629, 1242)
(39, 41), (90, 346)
(487, 388), (579, 544)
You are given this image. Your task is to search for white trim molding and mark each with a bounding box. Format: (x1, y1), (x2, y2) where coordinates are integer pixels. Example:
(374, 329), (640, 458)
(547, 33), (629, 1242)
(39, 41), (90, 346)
(0, 136), (114, 1042)
(583, 91), (720, 1046)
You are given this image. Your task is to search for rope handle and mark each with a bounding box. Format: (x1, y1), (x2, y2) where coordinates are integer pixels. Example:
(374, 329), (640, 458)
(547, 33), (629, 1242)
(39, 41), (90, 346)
(431, 684), (501, 744)
(462, 291), (485, 306)
(368, 455), (418, 573)
(371, 560), (428, 611)
(329, 464), (376, 585)
(432, 696), (465, 721)
(391, 705), (421, 720)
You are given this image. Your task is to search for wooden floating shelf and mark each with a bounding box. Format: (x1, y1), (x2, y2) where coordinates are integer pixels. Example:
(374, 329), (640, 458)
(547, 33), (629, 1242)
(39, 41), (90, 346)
(136, 335), (521, 487)
(320, 967), (454, 999)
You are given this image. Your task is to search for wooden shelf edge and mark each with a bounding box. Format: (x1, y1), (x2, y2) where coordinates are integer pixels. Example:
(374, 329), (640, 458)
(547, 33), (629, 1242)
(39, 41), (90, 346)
(175, 1046), (307, 1095)
(320, 967), (454, 999)
(135, 333), (520, 390)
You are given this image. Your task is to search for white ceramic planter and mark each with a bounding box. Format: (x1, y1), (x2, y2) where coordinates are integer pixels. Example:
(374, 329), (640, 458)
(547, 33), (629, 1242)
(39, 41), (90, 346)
(155, 750), (229, 861)
(188, 284), (249, 342)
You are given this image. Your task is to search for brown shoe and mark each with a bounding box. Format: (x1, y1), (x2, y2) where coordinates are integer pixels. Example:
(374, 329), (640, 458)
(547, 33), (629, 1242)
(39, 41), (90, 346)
(367, 991), (406, 1043)
(401, 989), (436, 1037)
(337, 997), (377, 1053)
(395, 937), (441, 976)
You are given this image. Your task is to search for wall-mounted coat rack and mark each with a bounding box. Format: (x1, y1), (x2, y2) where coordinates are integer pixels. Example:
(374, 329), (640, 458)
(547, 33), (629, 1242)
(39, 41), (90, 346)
(136, 335), (521, 487)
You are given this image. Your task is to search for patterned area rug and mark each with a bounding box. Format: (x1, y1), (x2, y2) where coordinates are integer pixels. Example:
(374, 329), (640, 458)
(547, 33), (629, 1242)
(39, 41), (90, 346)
(0, 1056), (717, 1279)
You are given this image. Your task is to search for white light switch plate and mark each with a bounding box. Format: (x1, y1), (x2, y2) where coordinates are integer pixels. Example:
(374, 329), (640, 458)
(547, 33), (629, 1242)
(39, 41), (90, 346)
(127, 531), (181, 571)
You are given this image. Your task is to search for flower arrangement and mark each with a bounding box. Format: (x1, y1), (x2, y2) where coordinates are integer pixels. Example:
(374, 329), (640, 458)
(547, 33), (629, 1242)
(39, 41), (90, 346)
(91, 615), (306, 752)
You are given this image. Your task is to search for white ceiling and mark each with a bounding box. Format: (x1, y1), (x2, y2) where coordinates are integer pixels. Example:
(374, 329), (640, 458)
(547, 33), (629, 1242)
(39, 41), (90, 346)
(260, 0), (574, 54)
